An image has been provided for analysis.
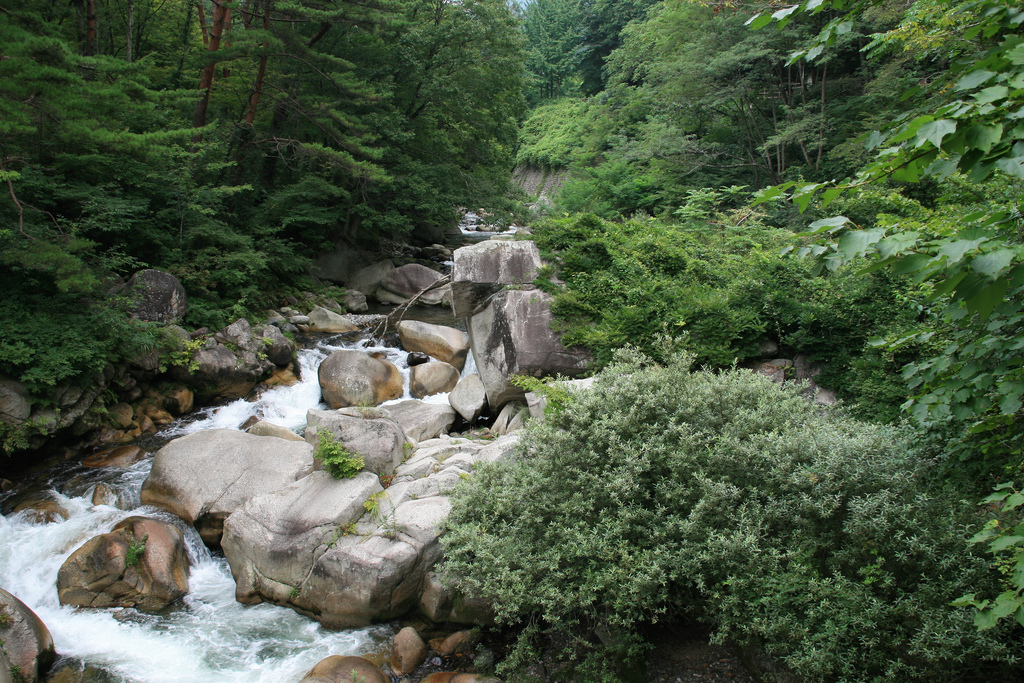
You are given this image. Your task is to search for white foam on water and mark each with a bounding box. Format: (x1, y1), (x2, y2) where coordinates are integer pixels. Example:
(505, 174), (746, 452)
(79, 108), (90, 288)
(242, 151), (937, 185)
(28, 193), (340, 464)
(0, 487), (389, 683)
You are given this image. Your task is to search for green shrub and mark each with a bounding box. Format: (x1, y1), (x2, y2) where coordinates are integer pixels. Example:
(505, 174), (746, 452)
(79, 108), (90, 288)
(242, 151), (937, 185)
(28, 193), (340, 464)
(442, 349), (1023, 682)
(124, 533), (147, 568)
(530, 212), (929, 421)
(313, 428), (365, 479)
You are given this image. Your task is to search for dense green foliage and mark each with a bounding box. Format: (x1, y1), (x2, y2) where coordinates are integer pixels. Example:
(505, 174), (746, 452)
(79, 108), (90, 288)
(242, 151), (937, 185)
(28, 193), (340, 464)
(443, 349), (1024, 682)
(313, 428), (365, 479)
(748, 0), (1024, 629)
(0, 0), (524, 414)
(530, 202), (930, 422)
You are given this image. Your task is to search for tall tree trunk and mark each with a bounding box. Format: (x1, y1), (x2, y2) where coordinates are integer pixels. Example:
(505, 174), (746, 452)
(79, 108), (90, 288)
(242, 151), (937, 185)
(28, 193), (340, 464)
(245, 5), (271, 126)
(192, 0), (230, 145)
(126, 0), (134, 62)
(198, 0), (210, 47)
(85, 0), (96, 56)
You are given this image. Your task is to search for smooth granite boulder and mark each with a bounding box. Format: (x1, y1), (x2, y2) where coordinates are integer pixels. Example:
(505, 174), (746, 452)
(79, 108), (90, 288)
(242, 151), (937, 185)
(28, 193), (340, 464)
(140, 429), (314, 546)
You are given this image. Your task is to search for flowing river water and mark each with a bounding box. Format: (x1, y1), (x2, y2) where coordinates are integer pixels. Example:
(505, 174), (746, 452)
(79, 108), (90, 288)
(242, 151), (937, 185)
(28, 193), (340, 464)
(0, 325), (478, 682)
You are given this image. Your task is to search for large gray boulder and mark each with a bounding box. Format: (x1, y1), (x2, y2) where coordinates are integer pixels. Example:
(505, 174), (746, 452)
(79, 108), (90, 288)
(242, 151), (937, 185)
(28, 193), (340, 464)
(305, 408), (407, 476)
(410, 362), (460, 399)
(449, 374), (486, 423)
(397, 321), (470, 371)
(451, 240), (541, 317)
(386, 400), (456, 442)
(307, 307), (360, 334)
(0, 378), (31, 425)
(222, 471), (382, 610)
(344, 290), (368, 313)
(380, 263), (446, 303)
(298, 495), (451, 628)
(122, 269), (188, 323)
(347, 260), (394, 296)
(57, 517), (189, 612)
(260, 324), (294, 366)
(140, 429), (314, 546)
(468, 290), (591, 408)
(0, 588), (55, 683)
(318, 350), (403, 408)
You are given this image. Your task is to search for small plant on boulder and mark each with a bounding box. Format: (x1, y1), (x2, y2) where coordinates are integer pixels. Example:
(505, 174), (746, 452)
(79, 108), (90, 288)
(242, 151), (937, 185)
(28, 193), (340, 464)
(125, 533), (148, 568)
(314, 428), (364, 479)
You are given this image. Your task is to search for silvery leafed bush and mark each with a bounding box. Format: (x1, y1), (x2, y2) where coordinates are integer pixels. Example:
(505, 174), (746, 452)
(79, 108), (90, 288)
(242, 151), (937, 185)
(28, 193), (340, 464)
(442, 347), (1023, 682)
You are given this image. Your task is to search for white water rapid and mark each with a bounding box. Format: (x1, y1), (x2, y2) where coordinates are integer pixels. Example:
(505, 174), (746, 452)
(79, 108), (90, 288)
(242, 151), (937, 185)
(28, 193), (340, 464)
(0, 328), (475, 682)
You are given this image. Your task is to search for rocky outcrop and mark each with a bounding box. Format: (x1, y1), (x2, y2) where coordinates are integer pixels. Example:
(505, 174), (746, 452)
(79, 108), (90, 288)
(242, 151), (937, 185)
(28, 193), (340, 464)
(397, 321), (470, 371)
(747, 355), (837, 406)
(122, 269), (188, 323)
(449, 374), (486, 423)
(491, 401), (526, 436)
(307, 307), (360, 334)
(450, 240), (541, 318)
(140, 429), (314, 546)
(174, 319), (294, 402)
(299, 656), (387, 683)
(305, 408), (407, 476)
(411, 362), (460, 399)
(0, 588), (55, 683)
(56, 517), (189, 612)
(222, 471), (382, 609)
(223, 433), (518, 630)
(318, 350), (403, 408)
(385, 400), (456, 442)
(467, 290), (591, 409)
(12, 494), (70, 524)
